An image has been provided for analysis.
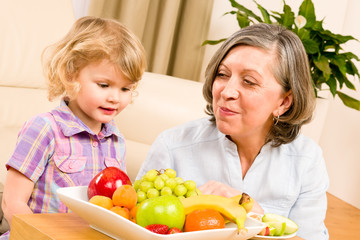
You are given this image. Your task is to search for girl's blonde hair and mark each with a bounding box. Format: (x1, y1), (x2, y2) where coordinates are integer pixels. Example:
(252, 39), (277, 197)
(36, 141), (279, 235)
(42, 16), (146, 101)
(203, 23), (315, 146)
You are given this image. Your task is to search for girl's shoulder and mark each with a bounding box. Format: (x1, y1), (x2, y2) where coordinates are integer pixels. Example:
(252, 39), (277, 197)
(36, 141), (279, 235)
(24, 112), (56, 127)
(19, 112), (56, 138)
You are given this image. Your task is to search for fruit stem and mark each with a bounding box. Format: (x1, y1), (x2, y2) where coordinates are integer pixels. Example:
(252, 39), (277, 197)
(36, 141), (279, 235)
(237, 226), (248, 235)
(239, 193), (250, 205)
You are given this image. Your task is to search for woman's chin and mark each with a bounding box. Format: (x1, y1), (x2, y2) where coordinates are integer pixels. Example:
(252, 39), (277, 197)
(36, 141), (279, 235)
(215, 120), (236, 136)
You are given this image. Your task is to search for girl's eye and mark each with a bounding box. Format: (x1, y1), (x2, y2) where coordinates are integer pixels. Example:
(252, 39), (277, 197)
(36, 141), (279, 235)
(121, 87), (132, 92)
(98, 83), (109, 88)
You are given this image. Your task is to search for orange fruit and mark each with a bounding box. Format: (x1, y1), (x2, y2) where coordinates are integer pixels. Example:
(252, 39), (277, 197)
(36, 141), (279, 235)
(112, 185), (137, 209)
(184, 209), (225, 232)
(110, 206), (130, 219)
(129, 205), (138, 223)
(89, 195), (113, 210)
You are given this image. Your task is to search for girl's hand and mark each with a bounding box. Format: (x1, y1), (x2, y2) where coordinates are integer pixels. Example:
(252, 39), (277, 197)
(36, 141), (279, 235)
(198, 180), (264, 214)
(2, 167), (34, 225)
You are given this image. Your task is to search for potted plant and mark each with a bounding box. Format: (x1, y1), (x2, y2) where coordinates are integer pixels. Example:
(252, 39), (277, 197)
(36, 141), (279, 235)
(203, 0), (360, 110)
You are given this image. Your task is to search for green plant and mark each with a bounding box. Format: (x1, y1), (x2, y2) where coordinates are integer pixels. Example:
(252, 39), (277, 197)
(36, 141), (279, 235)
(203, 0), (360, 110)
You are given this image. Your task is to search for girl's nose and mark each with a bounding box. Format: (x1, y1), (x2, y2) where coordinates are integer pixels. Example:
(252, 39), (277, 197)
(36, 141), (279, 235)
(108, 89), (121, 103)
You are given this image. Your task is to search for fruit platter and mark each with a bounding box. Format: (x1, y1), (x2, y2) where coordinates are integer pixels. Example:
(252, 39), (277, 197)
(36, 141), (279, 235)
(57, 167), (297, 240)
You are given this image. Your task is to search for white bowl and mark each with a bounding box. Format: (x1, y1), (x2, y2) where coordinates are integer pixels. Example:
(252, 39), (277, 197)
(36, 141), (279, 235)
(57, 186), (266, 240)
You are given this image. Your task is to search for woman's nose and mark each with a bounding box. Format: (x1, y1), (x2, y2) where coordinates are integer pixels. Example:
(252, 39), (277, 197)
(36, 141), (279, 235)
(221, 79), (240, 99)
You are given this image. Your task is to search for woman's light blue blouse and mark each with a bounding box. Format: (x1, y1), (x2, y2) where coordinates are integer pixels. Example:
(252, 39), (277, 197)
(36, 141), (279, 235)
(137, 117), (329, 240)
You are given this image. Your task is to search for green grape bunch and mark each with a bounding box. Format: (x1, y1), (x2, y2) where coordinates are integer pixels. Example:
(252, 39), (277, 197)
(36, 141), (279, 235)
(133, 169), (202, 204)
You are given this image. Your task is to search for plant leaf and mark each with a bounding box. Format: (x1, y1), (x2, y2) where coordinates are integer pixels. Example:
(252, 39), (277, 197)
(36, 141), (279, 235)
(320, 29), (356, 44)
(333, 67), (346, 88)
(282, 1), (295, 28)
(331, 55), (347, 77)
(346, 61), (360, 77)
(326, 76), (337, 96)
(302, 38), (319, 54)
(229, 0), (263, 22)
(343, 78), (356, 90)
(336, 91), (360, 110)
(237, 12), (251, 28)
(343, 52), (360, 61)
(313, 55), (331, 79)
(202, 38), (227, 46)
(298, 0), (316, 27)
(253, 0), (271, 24)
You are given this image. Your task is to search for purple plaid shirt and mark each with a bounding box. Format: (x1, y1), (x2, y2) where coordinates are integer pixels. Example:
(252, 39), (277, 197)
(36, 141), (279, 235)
(6, 100), (127, 213)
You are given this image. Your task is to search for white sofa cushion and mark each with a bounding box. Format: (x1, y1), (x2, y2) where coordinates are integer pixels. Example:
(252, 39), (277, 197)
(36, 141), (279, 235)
(0, 0), (75, 88)
(0, 73), (207, 183)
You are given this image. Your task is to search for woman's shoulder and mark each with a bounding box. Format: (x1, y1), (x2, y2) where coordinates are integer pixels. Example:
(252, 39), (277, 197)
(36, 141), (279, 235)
(281, 134), (323, 160)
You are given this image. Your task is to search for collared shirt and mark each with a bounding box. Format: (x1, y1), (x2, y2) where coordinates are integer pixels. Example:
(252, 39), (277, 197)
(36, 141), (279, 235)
(137, 117), (329, 240)
(6, 100), (126, 214)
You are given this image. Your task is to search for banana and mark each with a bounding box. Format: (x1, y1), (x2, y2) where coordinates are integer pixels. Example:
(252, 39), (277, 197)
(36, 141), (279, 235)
(180, 194), (247, 234)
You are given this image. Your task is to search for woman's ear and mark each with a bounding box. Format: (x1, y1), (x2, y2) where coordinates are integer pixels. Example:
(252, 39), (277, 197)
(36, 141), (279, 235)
(275, 90), (293, 116)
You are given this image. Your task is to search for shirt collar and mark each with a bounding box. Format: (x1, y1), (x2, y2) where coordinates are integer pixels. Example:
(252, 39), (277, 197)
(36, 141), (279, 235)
(51, 100), (122, 138)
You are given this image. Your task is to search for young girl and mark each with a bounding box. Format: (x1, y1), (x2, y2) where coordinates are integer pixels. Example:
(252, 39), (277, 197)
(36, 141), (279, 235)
(0, 16), (146, 239)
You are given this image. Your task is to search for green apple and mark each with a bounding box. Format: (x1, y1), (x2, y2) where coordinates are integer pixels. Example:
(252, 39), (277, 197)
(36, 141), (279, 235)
(262, 213), (299, 235)
(136, 195), (185, 230)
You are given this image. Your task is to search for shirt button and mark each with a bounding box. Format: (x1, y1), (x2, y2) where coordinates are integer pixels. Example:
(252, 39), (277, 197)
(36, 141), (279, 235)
(92, 141), (98, 147)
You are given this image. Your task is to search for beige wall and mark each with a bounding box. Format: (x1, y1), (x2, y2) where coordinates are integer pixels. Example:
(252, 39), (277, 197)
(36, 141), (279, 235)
(202, 0), (360, 208)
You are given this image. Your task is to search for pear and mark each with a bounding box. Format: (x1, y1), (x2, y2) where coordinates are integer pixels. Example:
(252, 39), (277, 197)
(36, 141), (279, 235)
(266, 221), (286, 236)
(262, 213), (299, 235)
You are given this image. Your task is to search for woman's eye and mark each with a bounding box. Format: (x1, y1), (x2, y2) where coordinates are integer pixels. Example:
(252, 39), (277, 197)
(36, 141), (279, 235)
(216, 72), (227, 78)
(244, 78), (256, 86)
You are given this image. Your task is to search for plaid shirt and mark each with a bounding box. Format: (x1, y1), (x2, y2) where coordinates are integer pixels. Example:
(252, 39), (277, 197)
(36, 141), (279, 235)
(6, 101), (126, 213)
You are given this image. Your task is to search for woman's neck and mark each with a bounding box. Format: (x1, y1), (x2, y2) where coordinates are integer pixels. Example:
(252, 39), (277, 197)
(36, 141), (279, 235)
(230, 134), (266, 178)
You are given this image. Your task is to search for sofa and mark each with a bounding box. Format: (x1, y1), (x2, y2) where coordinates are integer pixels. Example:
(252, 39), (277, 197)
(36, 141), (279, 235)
(0, 0), (207, 233)
(0, 0), (207, 183)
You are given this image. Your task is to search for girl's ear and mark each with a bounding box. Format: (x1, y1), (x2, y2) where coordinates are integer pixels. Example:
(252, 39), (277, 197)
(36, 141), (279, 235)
(274, 90), (293, 116)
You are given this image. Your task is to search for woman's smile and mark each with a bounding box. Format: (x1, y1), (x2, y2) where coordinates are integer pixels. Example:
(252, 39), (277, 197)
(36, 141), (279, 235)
(219, 106), (238, 116)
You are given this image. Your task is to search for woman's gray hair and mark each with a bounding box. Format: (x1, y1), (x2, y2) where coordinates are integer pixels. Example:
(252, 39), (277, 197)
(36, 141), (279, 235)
(203, 23), (315, 146)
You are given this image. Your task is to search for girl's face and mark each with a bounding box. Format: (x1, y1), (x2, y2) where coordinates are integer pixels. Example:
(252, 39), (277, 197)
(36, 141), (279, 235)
(68, 59), (134, 134)
(212, 45), (292, 143)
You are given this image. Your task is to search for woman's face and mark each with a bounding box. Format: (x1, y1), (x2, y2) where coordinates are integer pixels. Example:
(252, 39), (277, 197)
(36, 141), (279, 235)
(212, 45), (291, 142)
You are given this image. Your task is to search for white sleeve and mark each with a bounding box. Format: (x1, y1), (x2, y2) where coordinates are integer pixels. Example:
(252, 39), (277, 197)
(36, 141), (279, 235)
(135, 133), (174, 180)
(288, 147), (329, 240)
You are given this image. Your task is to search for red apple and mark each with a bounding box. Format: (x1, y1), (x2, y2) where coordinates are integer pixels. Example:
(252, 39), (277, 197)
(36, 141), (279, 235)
(87, 167), (132, 199)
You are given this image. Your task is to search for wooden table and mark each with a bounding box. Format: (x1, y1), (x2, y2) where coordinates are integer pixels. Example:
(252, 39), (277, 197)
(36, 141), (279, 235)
(325, 192), (360, 240)
(9, 213), (303, 240)
(9, 213), (112, 240)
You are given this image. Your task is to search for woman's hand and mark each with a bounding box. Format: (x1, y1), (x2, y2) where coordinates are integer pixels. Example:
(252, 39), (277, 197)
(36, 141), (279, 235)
(198, 180), (264, 214)
(2, 167), (34, 225)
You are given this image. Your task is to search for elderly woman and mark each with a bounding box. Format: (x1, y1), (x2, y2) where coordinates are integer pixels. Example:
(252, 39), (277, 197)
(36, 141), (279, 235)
(137, 23), (329, 240)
